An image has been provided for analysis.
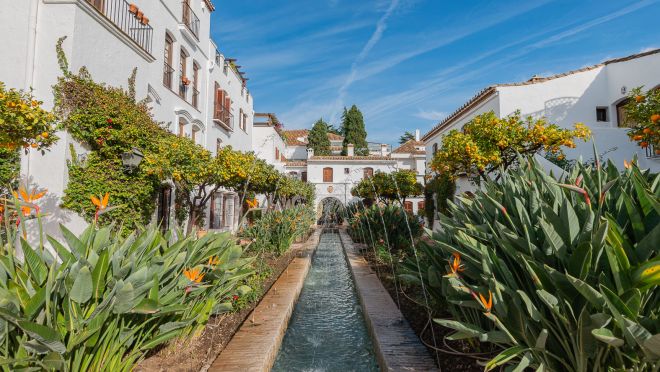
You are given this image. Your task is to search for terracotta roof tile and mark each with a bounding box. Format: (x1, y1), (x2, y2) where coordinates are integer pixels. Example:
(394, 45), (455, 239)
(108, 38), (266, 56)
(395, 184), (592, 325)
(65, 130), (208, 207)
(392, 140), (425, 154)
(285, 160), (307, 167)
(421, 48), (660, 142)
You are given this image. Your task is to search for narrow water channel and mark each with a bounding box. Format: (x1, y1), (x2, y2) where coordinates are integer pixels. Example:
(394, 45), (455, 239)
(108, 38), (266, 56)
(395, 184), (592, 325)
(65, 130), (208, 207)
(272, 232), (380, 371)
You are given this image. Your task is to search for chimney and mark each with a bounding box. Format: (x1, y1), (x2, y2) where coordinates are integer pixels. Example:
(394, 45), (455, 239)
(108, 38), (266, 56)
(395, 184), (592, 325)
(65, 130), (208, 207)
(307, 147), (314, 159)
(347, 143), (354, 157)
(381, 143), (388, 156)
(415, 129), (420, 141)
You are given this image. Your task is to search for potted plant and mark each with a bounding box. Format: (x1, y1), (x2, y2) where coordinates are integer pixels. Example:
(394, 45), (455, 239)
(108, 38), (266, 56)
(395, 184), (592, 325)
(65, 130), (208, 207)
(181, 77), (190, 86)
(136, 10), (144, 20)
(141, 16), (149, 25)
(128, 3), (138, 14)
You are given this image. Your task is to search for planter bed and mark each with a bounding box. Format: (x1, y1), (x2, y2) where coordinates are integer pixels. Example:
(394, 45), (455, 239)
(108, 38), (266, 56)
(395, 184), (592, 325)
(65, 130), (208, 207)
(136, 231), (318, 372)
(360, 247), (490, 372)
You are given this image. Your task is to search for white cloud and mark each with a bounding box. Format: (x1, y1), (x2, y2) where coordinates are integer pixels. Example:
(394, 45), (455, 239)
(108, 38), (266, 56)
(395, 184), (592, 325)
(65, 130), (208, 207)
(414, 110), (447, 121)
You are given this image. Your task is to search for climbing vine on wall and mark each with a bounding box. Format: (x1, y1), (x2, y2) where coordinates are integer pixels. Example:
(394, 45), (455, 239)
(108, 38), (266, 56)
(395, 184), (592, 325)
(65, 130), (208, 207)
(54, 36), (166, 228)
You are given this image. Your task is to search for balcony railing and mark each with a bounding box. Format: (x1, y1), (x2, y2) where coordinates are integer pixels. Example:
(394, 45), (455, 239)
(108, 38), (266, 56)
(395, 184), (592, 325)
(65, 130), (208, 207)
(192, 86), (199, 108)
(86, 0), (153, 54)
(213, 104), (233, 130)
(163, 62), (174, 88)
(645, 143), (660, 159)
(181, 1), (200, 39)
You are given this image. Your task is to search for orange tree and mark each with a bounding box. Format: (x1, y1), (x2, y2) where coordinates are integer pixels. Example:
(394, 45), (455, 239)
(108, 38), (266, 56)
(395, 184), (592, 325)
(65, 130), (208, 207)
(0, 82), (58, 195)
(351, 169), (423, 204)
(624, 86), (660, 154)
(430, 111), (591, 181)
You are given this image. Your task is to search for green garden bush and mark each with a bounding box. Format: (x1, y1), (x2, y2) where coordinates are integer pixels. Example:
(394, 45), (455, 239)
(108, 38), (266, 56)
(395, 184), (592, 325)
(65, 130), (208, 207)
(348, 203), (423, 254)
(241, 205), (315, 255)
(0, 213), (252, 371)
(408, 156), (659, 371)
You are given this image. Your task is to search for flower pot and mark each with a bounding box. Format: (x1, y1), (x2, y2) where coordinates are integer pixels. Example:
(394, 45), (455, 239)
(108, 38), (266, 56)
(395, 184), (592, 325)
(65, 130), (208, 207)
(141, 17), (149, 25)
(136, 10), (144, 20)
(129, 4), (138, 14)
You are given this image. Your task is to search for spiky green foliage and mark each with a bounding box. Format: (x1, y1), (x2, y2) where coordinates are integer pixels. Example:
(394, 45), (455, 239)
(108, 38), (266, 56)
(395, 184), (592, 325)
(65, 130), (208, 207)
(407, 156), (660, 371)
(0, 219), (253, 371)
(241, 205), (315, 255)
(347, 203), (422, 254)
(341, 105), (368, 156)
(307, 119), (331, 156)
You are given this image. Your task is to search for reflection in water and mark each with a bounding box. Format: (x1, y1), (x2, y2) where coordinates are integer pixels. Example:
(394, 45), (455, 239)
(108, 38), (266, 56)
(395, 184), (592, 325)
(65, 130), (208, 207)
(272, 232), (379, 372)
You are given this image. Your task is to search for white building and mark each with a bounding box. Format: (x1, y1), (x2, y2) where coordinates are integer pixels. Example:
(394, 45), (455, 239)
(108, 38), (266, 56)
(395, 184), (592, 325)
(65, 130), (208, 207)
(252, 113), (287, 173)
(423, 48), (660, 195)
(1, 0), (254, 237)
(279, 129), (427, 216)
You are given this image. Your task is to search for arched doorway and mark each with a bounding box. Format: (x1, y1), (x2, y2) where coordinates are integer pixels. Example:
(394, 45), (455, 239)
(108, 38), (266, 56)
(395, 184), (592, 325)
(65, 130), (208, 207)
(317, 197), (345, 226)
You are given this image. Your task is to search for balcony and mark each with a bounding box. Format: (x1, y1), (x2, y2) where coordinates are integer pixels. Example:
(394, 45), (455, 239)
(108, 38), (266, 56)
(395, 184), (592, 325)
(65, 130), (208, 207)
(645, 143), (660, 159)
(86, 0), (153, 54)
(181, 1), (200, 40)
(163, 62), (174, 88)
(213, 104), (234, 131)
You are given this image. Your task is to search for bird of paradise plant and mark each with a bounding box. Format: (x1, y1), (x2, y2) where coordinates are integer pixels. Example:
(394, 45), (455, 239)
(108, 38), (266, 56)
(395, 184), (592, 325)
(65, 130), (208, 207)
(184, 267), (205, 283)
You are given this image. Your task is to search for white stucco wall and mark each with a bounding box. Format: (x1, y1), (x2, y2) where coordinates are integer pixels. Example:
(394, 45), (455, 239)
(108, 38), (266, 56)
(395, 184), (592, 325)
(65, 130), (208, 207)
(1, 0), (255, 239)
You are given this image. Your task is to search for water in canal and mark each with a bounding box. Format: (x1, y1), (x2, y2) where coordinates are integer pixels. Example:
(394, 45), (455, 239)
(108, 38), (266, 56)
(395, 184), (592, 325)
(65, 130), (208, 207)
(271, 232), (380, 371)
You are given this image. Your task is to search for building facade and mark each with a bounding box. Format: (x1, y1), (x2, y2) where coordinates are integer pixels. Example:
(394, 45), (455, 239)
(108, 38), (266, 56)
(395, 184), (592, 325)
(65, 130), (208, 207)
(422, 49), (660, 195)
(1, 0), (253, 237)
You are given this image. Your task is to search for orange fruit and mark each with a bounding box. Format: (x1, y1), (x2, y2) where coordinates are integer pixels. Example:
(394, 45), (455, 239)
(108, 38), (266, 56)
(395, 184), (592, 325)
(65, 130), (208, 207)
(651, 114), (660, 123)
(640, 142), (649, 148)
(635, 95), (645, 103)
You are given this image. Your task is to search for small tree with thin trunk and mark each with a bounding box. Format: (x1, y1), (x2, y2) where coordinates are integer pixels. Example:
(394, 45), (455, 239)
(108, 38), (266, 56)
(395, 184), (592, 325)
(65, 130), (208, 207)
(399, 131), (415, 144)
(307, 118), (331, 156)
(351, 169), (422, 205)
(431, 111), (591, 182)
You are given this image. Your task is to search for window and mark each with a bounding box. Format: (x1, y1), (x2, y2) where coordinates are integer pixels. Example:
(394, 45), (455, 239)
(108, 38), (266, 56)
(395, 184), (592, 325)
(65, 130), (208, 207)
(596, 107), (608, 122)
(418, 200), (425, 212)
(404, 201), (413, 213)
(275, 148), (280, 160)
(239, 109), (246, 131)
(363, 167), (373, 178)
(243, 112), (248, 131)
(192, 62), (200, 108)
(616, 99), (634, 128)
(344, 168), (350, 174)
(192, 126), (199, 143)
(223, 195), (234, 228)
(323, 167), (333, 182)
(163, 33), (174, 88)
(179, 48), (188, 98)
(432, 143), (438, 154)
(210, 192), (222, 229)
(213, 84), (232, 129)
(301, 171), (307, 182)
(178, 118), (185, 137)
(157, 185), (171, 231)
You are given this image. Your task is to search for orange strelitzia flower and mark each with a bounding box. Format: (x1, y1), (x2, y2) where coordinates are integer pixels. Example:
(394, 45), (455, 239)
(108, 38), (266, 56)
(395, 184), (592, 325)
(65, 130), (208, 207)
(448, 252), (464, 275)
(208, 256), (220, 266)
(13, 185), (47, 216)
(91, 192), (110, 222)
(478, 290), (493, 313)
(184, 267), (205, 283)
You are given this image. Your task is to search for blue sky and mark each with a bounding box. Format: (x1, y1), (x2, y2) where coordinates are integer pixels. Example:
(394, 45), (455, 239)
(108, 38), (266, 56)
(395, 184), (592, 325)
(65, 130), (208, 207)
(211, 0), (660, 145)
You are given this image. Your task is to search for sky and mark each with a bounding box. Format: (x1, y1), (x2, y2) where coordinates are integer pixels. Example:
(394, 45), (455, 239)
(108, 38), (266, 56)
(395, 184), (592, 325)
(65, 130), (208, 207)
(210, 0), (660, 145)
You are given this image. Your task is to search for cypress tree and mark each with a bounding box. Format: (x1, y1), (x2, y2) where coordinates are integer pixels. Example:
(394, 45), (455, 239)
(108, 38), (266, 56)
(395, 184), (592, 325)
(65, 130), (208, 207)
(341, 105), (368, 156)
(307, 118), (331, 156)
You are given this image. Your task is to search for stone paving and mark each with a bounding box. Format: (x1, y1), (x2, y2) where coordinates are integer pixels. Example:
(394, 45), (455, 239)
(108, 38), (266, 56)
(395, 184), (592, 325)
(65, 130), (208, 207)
(339, 228), (440, 372)
(207, 229), (321, 372)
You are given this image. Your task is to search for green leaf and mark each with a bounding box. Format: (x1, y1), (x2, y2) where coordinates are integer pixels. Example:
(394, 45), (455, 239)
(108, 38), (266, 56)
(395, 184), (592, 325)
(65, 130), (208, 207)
(516, 290), (541, 322)
(635, 223), (660, 262)
(70, 266), (93, 303)
(113, 281), (135, 314)
(91, 249), (109, 300)
(591, 328), (624, 347)
(642, 334), (660, 358)
(20, 239), (48, 286)
(485, 346), (527, 371)
(17, 320), (66, 353)
(566, 274), (605, 309)
(59, 224), (86, 258)
(535, 329), (548, 350)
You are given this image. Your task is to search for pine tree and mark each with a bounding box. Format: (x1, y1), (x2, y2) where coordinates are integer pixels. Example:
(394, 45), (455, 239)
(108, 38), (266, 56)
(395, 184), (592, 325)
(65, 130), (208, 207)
(307, 119), (331, 156)
(399, 131), (415, 144)
(341, 105), (368, 156)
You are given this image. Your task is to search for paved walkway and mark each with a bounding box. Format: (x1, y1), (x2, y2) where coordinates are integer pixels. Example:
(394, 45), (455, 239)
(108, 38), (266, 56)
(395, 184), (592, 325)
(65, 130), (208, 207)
(207, 229), (321, 372)
(339, 228), (439, 372)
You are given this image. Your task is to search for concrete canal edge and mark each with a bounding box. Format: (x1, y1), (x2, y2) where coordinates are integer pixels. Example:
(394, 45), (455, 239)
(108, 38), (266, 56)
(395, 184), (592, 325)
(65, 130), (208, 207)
(339, 227), (440, 372)
(207, 227), (322, 372)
